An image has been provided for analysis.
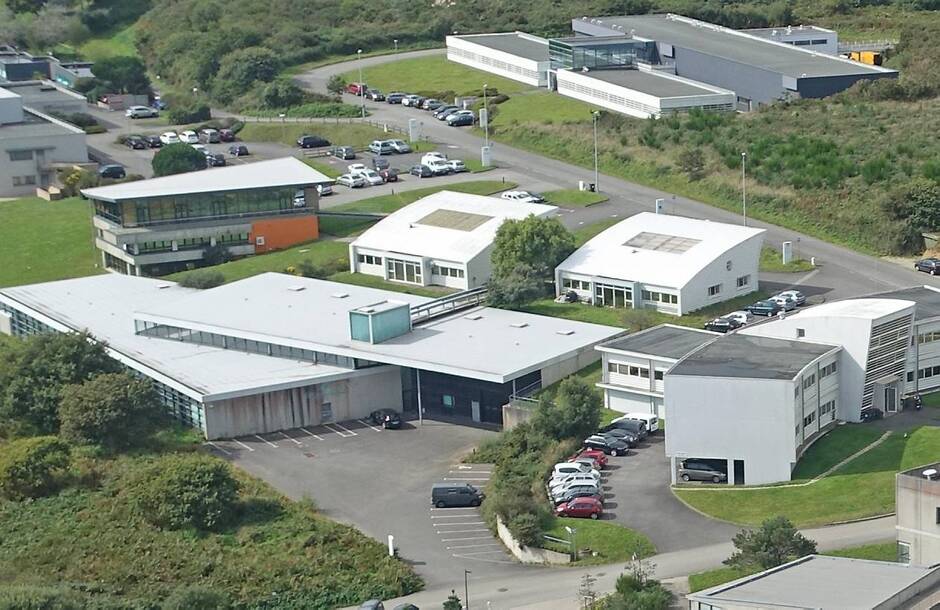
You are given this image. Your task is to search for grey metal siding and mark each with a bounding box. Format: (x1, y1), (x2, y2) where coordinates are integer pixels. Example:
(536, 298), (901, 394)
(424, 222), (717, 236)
(797, 71), (897, 99)
(673, 47), (785, 105)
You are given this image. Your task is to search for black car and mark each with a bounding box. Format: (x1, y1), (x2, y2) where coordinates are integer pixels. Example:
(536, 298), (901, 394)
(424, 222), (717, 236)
(372, 157), (390, 171)
(125, 135), (147, 150)
(386, 92), (406, 104)
(448, 113), (474, 127)
(228, 144), (249, 157)
(424, 100), (445, 111)
(583, 435), (629, 457)
(369, 408), (402, 429)
(746, 299), (782, 317)
(599, 428), (638, 448)
(366, 90), (385, 101)
(98, 164), (125, 179)
(433, 106), (458, 120)
(704, 317), (743, 334)
(410, 164), (432, 178)
(915, 258), (940, 275)
(860, 406), (884, 422)
(331, 146), (356, 160)
(297, 135), (330, 148)
(144, 135), (163, 148)
(380, 168), (399, 182)
(603, 419), (648, 441)
(206, 153), (226, 167)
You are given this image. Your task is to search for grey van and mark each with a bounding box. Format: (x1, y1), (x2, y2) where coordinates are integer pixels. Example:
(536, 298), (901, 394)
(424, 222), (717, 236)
(432, 483), (484, 508)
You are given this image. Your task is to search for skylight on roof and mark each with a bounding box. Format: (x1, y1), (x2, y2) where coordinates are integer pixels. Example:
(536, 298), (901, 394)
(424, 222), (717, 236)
(624, 231), (701, 254)
(416, 209), (493, 232)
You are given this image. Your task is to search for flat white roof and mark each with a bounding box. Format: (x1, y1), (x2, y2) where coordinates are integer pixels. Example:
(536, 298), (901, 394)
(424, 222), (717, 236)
(0, 87), (20, 100)
(786, 298), (916, 321)
(0, 274), (356, 402)
(134, 272), (622, 383)
(351, 191), (557, 264)
(81, 157), (332, 202)
(557, 212), (764, 288)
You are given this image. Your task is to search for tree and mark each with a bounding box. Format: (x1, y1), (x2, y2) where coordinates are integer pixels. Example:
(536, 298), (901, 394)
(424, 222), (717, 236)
(93, 56), (152, 95)
(7, 0), (45, 14)
(724, 516), (817, 571)
(59, 372), (159, 450)
(1, 332), (119, 434)
(904, 179), (940, 231)
(486, 263), (545, 308)
(261, 79), (304, 109)
(327, 74), (347, 95)
(129, 453), (240, 530)
(491, 215), (575, 281)
(533, 377), (601, 441)
(213, 46), (280, 103)
(603, 560), (672, 610)
(152, 143), (208, 177)
(0, 436), (70, 501)
(678, 147), (706, 181)
(162, 586), (231, 610)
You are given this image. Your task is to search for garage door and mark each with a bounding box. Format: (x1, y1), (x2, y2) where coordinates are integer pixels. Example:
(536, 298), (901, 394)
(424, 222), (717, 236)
(607, 389), (655, 414)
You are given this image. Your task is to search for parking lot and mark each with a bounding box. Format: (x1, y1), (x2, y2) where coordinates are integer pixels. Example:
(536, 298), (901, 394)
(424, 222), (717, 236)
(206, 419), (529, 587)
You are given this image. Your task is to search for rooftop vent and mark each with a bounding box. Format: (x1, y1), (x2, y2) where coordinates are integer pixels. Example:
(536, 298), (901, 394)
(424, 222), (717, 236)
(556, 330), (575, 336)
(510, 322), (528, 328)
(331, 292), (349, 299)
(464, 313), (483, 320)
(156, 284), (172, 290)
(923, 468), (938, 480)
(287, 285), (306, 292)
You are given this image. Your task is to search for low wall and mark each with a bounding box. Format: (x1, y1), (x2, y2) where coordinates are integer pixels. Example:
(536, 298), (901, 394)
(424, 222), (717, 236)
(501, 402), (534, 430)
(495, 515), (570, 565)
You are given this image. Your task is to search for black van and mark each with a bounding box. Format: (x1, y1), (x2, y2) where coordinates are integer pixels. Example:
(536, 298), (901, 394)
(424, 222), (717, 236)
(431, 483), (484, 508)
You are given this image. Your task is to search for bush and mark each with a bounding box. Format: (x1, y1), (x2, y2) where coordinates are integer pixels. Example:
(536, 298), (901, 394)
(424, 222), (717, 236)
(0, 585), (84, 609)
(129, 453), (240, 530)
(508, 512), (542, 546)
(167, 98), (211, 125)
(296, 258), (345, 279)
(162, 586), (231, 610)
(59, 372), (159, 451)
(0, 436), (70, 501)
(326, 74), (346, 95)
(179, 270), (225, 289)
(152, 143), (207, 177)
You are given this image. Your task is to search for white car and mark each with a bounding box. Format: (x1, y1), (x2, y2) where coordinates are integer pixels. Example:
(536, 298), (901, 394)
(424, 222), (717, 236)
(159, 131), (180, 145)
(191, 144), (207, 154)
(425, 159), (453, 175)
(388, 139), (411, 153)
(179, 130), (199, 144)
(553, 462), (596, 477)
(354, 169), (384, 186)
(725, 311), (753, 326)
(336, 173), (366, 188)
(776, 290), (807, 306)
(316, 183), (333, 196)
(347, 163), (368, 174)
(125, 105), (158, 119)
(420, 152), (447, 165)
(500, 190), (545, 203)
(401, 94), (422, 107)
(770, 295), (798, 311)
(549, 472), (601, 492)
(612, 412), (660, 434)
(447, 160), (468, 173)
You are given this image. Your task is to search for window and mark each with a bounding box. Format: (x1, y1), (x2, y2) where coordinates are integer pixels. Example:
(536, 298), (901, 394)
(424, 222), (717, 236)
(8, 150), (33, 161)
(918, 330), (940, 344)
(431, 264), (464, 278)
(442, 395), (454, 408)
(387, 258), (422, 284)
(803, 412), (816, 427)
(802, 374), (816, 390)
(11, 175), (36, 186)
(820, 362), (837, 378)
(629, 366), (639, 376)
(796, 328), (806, 338)
(736, 275), (750, 288)
(707, 284), (722, 297)
(908, 371), (915, 382)
(936, 506), (940, 524)
(726, 260), (733, 271)
(819, 400), (836, 418)
(654, 370), (664, 381)
(320, 402), (333, 422)
(898, 541), (911, 564)
(595, 283), (632, 308)
(608, 362), (618, 373)
(640, 290), (677, 305)
(358, 254), (382, 266)
(563, 278), (590, 291)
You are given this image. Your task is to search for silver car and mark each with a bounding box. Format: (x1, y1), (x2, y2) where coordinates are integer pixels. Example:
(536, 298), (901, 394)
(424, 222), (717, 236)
(125, 105), (157, 119)
(336, 173), (366, 188)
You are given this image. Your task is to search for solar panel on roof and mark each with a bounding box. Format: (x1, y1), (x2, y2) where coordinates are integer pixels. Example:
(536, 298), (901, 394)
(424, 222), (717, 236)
(623, 231), (701, 254)
(416, 209), (494, 232)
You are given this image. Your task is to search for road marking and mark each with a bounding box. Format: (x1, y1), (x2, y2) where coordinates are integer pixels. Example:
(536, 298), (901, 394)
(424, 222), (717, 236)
(448, 470), (492, 475)
(357, 419), (383, 432)
(440, 535), (492, 542)
(456, 465), (474, 470)
(443, 477), (490, 481)
(446, 543), (501, 550)
(299, 427), (324, 441)
(278, 431), (303, 446)
(435, 528), (489, 534)
(453, 549), (506, 556)
(434, 521), (484, 526)
(431, 514), (481, 519)
(206, 441), (232, 455)
(232, 439), (255, 452)
(323, 423), (354, 438)
(429, 507), (477, 512)
(333, 422), (358, 436)
(789, 268), (820, 289)
(254, 434), (278, 448)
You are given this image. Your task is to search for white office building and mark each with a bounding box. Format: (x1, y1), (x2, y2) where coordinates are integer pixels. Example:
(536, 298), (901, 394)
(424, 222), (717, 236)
(349, 190), (556, 290)
(445, 32), (551, 87)
(555, 212), (764, 316)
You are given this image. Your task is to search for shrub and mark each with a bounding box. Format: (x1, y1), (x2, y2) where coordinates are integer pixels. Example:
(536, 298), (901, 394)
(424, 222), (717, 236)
(296, 258), (345, 279)
(129, 453), (240, 530)
(326, 74), (347, 95)
(0, 436), (70, 501)
(167, 98), (211, 125)
(59, 372), (159, 450)
(678, 147), (706, 181)
(179, 270), (225, 289)
(162, 586), (231, 610)
(508, 512), (542, 546)
(0, 585), (84, 609)
(152, 143), (208, 177)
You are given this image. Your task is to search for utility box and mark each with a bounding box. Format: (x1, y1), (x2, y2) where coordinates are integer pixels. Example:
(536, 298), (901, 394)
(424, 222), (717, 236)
(408, 118), (420, 142)
(782, 241), (793, 265)
(481, 145), (491, 167)
(655, 198), (664, 214)
(349, 300), (412, 344)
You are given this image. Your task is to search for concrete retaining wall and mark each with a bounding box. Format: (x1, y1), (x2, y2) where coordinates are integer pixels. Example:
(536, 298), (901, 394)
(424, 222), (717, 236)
(501, 402), (534, 430)
(495, 515), (570, 564)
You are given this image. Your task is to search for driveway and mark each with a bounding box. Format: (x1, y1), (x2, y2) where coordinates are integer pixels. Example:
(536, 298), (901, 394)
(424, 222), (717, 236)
(206, 419), (532, 588)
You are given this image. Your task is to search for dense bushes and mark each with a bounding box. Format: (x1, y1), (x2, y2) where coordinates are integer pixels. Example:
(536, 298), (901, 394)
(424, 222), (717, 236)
(0, 436), (70, 500)
(152, 143), (208, 177)
(59, 373), (159, 450)
(179, 270), (226, 289)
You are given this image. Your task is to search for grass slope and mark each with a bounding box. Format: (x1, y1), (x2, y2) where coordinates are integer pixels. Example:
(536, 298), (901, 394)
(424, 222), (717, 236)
(675, 426), (940, 527)
(342, 55), (532, 97)
(77, 25), (139, 61)
(0, 197), (100, 288)
(543, 518), (656, 566)
(790, 425), (883, 480)
(489, 91), (600, 126)
(759, 246), (815, 273)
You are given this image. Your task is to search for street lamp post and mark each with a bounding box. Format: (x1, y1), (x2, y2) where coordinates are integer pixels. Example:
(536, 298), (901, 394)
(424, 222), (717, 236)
(592, 111), (600, 193)
(482, 84), (489, 148)
(357, 49), (365, 119)
(394, 39), (399, 51)
(741, 151), (747, 227)
(464, 570), (472, 610)
(565, 525), (578, 561)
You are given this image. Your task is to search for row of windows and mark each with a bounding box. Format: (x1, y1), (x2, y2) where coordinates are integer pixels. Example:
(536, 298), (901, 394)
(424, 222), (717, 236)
(12, 175), (36, 187)
(802, 373), (816, 390)
(642, 290), (678, 305)
(918, 330), (940, 345)
(387, 258), (422, 284)
(431, 264), (465, 279)
(608, 361), (664, 380)
(802, 411), (816, 427)
(789, 39), (829, 46)
(358, 254), (382, 266)
(917, 365), (940, 380)
(820, 361), (837, 378)
(447, 47), (539, 80)
(558, 78), (660, 116)
(819, 399), (835, 417)
(0, 302), (54, 337)
(8, 150), (34, 161)
(596, 283), (633, 308)
(562, 278), (591, 291)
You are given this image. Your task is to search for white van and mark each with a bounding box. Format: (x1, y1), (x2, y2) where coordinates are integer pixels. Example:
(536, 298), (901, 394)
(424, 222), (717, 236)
(614, 412), (660, 433)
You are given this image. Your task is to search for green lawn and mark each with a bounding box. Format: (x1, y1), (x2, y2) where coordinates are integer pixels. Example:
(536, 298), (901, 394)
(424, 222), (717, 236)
(573, 217), (620, 247)
(543, 518), (655, 566)
(489, 91), (600, 127)
(922, 391), (940, 408)
(540, 361), (602, 401)
(342, 55), (533, 97)
(303, 158), (343, 179)
(790, 425), (884, 480)
(76, 24), (139, 61)
(675, 426), (940, 527)
(464, 159), (495, 173)
(760, 246), (815, 273)
(0, 197), (100, 289)
(543, 189), (608, 208)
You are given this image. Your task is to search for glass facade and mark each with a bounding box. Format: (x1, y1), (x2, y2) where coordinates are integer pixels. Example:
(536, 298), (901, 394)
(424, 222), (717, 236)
(93, 186), (309, 228)
(549, 38), (656, 71)
(0, 301), (55, 336)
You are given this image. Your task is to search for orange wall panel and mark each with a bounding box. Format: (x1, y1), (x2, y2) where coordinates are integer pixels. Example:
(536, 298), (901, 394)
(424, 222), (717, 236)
(250, 215), (319, 253)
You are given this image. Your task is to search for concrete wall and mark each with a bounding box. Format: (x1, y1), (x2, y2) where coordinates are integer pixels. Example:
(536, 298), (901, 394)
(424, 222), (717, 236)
(446, 35), (548, 87)
(897, 472), (940, 567)
(502, 402), (534, 430)
(496, 515), (570, 564)
(0, 92), (23, 123)
(539, 344), (603, 388)
(681, 232), (763, 314)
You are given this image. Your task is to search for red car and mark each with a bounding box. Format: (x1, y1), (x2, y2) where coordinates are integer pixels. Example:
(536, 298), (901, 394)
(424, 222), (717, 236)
(346, 82), (367, 96)
(570, 449), (608, 469)
(555, 497), (603, 519)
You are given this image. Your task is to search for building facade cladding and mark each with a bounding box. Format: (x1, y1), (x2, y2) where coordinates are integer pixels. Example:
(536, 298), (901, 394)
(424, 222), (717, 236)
(445, 36), (548, 87)
(908, 318), (940, 396)
(896, 466), (940, 568)
(1, 114), (88, 197)
(600, 351), (669, 417)
(352, 246), (473, 290)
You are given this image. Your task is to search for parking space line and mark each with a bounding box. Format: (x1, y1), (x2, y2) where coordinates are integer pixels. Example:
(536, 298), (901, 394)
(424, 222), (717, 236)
(440, 536), (492, 542)
(434, 529), (489, 534)
(429, 507), (477, 511)
(448, 470), (492, 474)
(446, 543), (501, 550)
(434, 522), (484, 526)
(206, 441), (232, 455)
(333, 422), (358, 436)
(454, 550), (508, 556)
(430, 514), (481, 519)
(232, 439), (255, 452)
(278, 431), (303, 446)
(253, 434), (278, 448)
(299, 427), (323, 440)
(323, 423), (355, 438)
(443, 477), (490, 481)
(357, 419), (383, 432)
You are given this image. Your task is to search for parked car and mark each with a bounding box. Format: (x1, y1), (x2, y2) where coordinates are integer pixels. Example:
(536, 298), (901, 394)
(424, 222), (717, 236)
(372, 157), (390, 171)
(179, 130), (199, 144)
(386, 92), (406, 104)
(915, 258), (940, 275)
(678, 460), (727, 484)
(434, 106), (459, 120)
(98, 164), (126, 179)
(553, 462), (593, 477)
(770, 295), (797, 312)
(379, 168), (399, 182)
(316, 183), (333, 196)
(603, 418), (647, 441)
(599, 428), (638, 448)
(421, 152), (447, 165)
(425, 159), (453, 176)
(431, 483), (483, 508)
(346, 82), (367, 96)
(219, 128), (235, 142)
(860, 406), (884, 422)
(776, 290), (807, 306)
(354, 169), (385, 186)
(746, 299), (782, 317)
(369, 140), (393, 155)
(388, 139), (411, 154)
(205, 152), (226, 167)
(144, 135), (163, 148)
(614, 413), (660, 434)
(421, 98), (442, 110)
(549, 474), (600, 494)
(583, 435), (629, 456)
(125, 135), (147, 150)
(293, 190), (306, 207)
(298, 134), (330, 148)
(402, 94), (424, 107)
(159, 131), (180, 145)
(359, 600), (384, 610)
(151, 98), (167, 110)
(332, 146), (356, 160)
(198, 128), (220, 144)
(366, 89), (385, 101)
(551, 484), (602, 503)
(369, 408), (402, 429)
(447, 110), (475, 126)
(569, 448), (608, 469)
(704, 316), (743, 333)
(555, 497), (603, 519)
(228, 144), (249, 157)
(410, 164), (433, 178)
(724, 310), (753, 326)
(336, 173), (366, 188)
(447, 160), (468, 173)
(125, 105), (158, 119)
(500, 190), (544, 203)
(347, 163), (368, 174)
(569, 457), (602, 472)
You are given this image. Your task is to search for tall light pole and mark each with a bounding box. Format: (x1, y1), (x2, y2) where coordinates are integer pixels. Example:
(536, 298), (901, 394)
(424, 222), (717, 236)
(394, 39), (399, 51)
(482, 84), (489, 148)
(464, 570), (472, 610)
(357, 49), (365, 118)
(592, 111), (600, 193)
(565, 525), (578, 561)
(741, 151), (747, 227)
